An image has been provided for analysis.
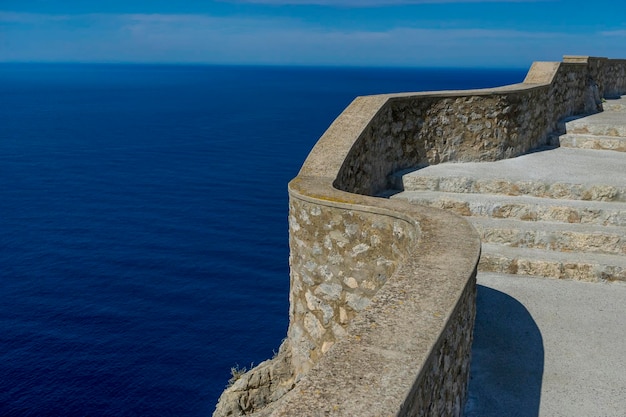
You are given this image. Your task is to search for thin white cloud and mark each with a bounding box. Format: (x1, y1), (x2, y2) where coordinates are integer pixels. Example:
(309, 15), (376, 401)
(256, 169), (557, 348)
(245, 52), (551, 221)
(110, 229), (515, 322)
(0, 11), (71, 23)
(219, 0), (548, 5)
(0, 11), (620, 67)
(601, 30), (626, 37)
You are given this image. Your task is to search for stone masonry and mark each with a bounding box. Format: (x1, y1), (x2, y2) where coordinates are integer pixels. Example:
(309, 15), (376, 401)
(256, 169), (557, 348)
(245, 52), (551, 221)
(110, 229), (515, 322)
(394, 97), (626, 282)
(286, 196), (415, 378)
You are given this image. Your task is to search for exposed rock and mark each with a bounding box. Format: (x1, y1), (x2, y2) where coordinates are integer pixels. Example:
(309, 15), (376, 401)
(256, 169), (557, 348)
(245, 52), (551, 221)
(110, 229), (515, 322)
(213, 341), (296, 417)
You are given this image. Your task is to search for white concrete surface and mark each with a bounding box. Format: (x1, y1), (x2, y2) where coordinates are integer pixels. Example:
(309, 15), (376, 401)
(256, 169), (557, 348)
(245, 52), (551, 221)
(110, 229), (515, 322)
(465, 273), (626, 417)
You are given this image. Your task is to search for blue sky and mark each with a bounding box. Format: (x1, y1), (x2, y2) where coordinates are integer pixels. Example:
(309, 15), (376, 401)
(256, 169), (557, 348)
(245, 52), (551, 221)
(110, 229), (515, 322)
(0, 0), (624, 67)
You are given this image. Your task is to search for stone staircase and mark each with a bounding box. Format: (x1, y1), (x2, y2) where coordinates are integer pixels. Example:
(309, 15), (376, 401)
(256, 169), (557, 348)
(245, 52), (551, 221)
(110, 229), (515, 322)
(391, 97), (626, 282)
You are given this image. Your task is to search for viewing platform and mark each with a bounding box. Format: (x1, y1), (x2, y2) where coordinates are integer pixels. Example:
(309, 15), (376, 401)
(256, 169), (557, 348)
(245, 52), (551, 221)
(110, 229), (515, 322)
(393, 96), (626, 416)
(215, 56), (626, 417)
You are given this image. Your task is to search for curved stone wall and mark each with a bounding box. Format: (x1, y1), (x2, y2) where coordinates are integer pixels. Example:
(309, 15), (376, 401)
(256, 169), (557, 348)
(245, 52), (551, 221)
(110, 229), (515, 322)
(269, 181), (480, 417)
(214, 56), (626, 416)
(286, 191), (417, 378)
(320, 56), (621, 197)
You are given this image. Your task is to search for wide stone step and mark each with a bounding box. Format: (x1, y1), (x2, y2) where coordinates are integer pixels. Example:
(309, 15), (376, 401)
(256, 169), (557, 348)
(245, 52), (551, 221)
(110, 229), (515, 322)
(392, 191), (626, 227)
(394, 148), (626, 202)
(471, 217), (626, 255)
(565, 111), (626, 137)
(479, 243), (626, 282)
(558, 133), (626, 152)
(397, 174), (626, 202)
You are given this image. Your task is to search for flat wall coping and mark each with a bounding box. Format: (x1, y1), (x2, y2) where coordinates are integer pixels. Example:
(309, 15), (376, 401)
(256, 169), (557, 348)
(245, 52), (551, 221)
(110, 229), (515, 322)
(298, 80), (551, 181)
(214, 54), (626, 417)
(261, 176), (480, 416)
(273, 55), (625, 415)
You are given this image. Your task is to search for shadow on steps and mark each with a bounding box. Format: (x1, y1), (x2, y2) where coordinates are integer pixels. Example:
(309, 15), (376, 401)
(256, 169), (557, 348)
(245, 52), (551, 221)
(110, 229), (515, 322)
(464, 285), (544, 417)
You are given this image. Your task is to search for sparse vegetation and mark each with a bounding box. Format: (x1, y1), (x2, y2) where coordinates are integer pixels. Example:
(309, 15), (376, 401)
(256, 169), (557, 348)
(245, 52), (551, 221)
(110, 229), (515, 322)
(227, 362), (257, 387)
(227, 364), (247, 387)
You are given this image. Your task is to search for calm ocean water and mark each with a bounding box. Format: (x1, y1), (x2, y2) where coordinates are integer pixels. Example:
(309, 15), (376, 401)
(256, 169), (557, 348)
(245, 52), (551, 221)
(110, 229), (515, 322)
(0, 64), (526, 416)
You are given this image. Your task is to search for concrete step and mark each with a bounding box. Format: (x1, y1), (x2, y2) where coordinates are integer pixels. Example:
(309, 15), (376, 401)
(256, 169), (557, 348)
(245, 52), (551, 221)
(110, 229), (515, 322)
(471, 217), (626, 255)
(479, 243), (626, 282)
(565, 111), (626, 137)
(392, 191), (626, 227)
(394, 148), (626, 202)
(558, 133), (626, 152)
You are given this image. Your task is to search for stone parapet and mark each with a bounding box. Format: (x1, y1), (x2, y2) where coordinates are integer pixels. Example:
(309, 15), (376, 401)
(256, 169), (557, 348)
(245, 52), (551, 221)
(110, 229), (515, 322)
(214, 55), (626, 416)
(265, 179), (479, 416)
(214, 176), (480, 417)
(327, 57), (623, 197)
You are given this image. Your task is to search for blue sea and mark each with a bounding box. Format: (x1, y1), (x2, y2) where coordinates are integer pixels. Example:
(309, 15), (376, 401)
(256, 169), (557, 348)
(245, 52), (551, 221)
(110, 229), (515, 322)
(0, 64), (526, 416)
